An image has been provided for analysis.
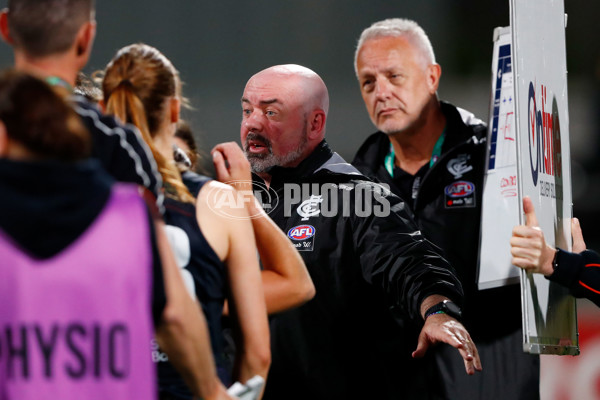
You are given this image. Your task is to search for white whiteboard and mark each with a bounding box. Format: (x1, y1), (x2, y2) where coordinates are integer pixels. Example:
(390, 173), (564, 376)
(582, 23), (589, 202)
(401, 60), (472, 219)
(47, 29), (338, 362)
(511, 0), (578, 355)
(478, 27), (520, 290)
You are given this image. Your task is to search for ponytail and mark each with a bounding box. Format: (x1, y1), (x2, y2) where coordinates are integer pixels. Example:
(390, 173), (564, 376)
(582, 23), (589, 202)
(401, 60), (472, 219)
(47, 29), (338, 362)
(105, 82), (195, 204)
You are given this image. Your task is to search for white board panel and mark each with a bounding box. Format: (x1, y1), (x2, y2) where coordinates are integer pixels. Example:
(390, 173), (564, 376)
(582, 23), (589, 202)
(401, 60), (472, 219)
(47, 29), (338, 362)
(511, 0), (578, 355)
(478, 27), (520, 290)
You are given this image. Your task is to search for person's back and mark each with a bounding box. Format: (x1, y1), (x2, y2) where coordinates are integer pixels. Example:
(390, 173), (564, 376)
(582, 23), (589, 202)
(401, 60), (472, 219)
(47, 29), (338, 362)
(0, 70), (159, 399)
(0, 182), (156, 400)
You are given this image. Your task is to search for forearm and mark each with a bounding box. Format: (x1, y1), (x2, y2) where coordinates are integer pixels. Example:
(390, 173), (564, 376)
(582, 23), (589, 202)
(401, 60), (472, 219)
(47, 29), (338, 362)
(354, 190), (463, 320)
(228, 305), (271, 383)
(236, 346), (271, 383)
(550, 249), (600, 307)
(247, 196), (315, 313)
(156, 303), (225, 399)
(230, 315), (270, 393)
(224, 213), (272, 387)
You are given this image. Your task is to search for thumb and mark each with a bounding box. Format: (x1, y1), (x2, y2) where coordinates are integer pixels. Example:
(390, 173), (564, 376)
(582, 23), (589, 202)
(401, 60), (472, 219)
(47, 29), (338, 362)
(571, 217), (586, 253)
(412, 332), (430, 359)
(523, 196), (539, 227)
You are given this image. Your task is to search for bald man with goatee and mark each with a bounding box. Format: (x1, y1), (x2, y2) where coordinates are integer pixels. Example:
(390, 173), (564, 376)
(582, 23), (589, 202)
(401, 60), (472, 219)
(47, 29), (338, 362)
(213, 64), (481, 400)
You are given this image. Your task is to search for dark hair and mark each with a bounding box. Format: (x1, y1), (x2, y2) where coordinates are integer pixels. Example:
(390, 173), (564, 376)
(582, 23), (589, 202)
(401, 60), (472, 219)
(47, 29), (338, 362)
(74, 72), (102, 103)
(7, 0), (95, 57)
(0, 69), (90, 161)
(174, 120), (200, 169)
(102, 43), (194, 203)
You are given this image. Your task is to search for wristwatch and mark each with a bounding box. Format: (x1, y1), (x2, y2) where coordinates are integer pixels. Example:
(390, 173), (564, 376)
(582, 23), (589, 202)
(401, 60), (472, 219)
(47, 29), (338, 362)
(424, 300), (462, 321)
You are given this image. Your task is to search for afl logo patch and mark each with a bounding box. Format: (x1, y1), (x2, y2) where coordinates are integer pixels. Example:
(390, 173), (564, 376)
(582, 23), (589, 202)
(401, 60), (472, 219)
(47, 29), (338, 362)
(288, 225), (316, 240)
(444, 181), (475, 198)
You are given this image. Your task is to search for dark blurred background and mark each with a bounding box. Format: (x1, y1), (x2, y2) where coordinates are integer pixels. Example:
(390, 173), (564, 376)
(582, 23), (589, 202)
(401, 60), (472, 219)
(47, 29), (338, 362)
(0, 0), (598, 249)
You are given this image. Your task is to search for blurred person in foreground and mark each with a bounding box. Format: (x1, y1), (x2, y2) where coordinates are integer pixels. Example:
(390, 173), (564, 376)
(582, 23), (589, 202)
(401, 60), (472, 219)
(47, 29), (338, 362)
(0, 70), (233, 400)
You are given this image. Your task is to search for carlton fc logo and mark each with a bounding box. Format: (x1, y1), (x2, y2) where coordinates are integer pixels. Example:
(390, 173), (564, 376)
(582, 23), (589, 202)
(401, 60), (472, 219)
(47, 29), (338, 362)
(447, 154), (473, 179)
(297, 195), (323, 221)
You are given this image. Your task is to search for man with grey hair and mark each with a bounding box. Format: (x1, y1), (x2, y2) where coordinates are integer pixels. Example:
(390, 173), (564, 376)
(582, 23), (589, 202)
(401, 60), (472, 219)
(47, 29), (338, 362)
(352, 18), (540, 400)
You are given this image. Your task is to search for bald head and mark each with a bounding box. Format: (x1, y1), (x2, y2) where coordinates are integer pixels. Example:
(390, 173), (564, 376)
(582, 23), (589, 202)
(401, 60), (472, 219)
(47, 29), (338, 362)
(240, 64), (330, 173)
(248, 64), (329, 117)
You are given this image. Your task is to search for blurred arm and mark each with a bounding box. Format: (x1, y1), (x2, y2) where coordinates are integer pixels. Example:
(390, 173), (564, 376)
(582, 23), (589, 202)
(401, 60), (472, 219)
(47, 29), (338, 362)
(153, 218), (233, 400)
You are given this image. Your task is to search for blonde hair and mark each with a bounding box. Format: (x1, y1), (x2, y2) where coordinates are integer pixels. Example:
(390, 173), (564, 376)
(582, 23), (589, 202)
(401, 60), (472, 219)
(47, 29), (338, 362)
(102, 43), (194, 203)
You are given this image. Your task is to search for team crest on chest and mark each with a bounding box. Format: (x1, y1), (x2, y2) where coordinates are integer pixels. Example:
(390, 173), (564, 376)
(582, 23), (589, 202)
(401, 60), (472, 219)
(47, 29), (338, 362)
(447, 154), (473, 179)
(297, 195), (323, 221)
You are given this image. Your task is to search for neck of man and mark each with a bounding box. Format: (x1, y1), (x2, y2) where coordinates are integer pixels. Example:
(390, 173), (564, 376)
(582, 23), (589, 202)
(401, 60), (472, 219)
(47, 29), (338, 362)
(388, 99), (446, 176)
(257, 172), (272, 188)
(14, 51), (79, 88)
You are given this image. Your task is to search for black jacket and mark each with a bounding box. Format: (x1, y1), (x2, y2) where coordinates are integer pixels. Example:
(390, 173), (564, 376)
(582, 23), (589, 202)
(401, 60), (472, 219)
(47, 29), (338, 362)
(353, 102), (540, 400)
(552, 249), (600, 307)
(260, 141), (463, 399)
(72, 96), (164, 211)
(352, 101), (522, 340)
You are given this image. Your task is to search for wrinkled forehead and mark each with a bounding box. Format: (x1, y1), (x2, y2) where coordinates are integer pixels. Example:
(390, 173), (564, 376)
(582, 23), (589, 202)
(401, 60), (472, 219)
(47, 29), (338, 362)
(243, 72), (305, 107)
(359, 35), (429, 70)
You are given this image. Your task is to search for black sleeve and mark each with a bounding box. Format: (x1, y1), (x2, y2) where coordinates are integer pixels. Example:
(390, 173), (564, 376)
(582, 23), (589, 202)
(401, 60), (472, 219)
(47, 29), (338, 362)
(351, 180), (464, 321)
(549, 248), (600, 307)
(72, 97), (164, 213)
(146, 208), (167, 327)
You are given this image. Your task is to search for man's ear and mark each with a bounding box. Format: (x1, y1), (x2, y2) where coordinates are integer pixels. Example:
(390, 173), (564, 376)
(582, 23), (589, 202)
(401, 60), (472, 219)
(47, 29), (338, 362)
(74, 21), (96, 65)
(170, 97), (180, 123)
(0, 9), (14, 45)
(307, 109), (326, 140)
(0, 121), (9, 157)
(427, 63), (442, 94)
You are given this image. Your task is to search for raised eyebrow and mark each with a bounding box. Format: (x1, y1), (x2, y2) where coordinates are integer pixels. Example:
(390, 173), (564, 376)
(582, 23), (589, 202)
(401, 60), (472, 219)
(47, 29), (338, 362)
(241, 97), (281, 106)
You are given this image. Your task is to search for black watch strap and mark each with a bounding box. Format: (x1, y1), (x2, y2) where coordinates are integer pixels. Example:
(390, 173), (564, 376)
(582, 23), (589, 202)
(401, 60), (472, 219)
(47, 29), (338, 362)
(424, 300), (462, 321)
